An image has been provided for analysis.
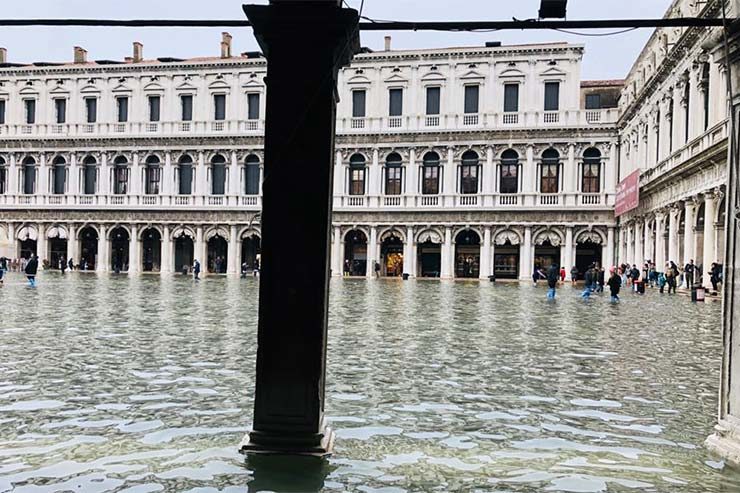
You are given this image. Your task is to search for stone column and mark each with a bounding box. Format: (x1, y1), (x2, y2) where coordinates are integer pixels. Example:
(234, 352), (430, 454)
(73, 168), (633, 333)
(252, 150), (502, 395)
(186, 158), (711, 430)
(8, 154), (17, 196)
(195, 225), (205, 267)
(634, 220), (643, 267)
(128, 224), (140, 273)
(703, 191), (718, 287)
(482, 147), (494, 198)
(197, 151), (207, 199)
(240, 0), (359, 457)
(366, 226), (377, 277)
(332, 226), (342, 276)
(406, 149), (417, 200)
(655, 212), (666, 271)
(444, 147), (455, 205)
(688, 65), (702, 141)
(39, 154), (48, 196)
(520, 226), (532, 281)
(606, 142), (617, 195)
(333, 151), (344, 199)
(522, 145), (534, 194)
(406, 226), (416, 277)
(67, 224), (78, 265)
(131, 153), (141, 197)
(668, 206), (679, 265)
(230, 150), (240, 199)
(441, 226), (453, 279)
(37, 223), (48, 266)
(564, 143), (575, 195)
(605, 227), (615, 269)
(100, 153), (109, 196)
(626, 223), (634, 266)
(644, 216), (653, 264)
(479, 226), (492, 279)
(97, 224), (108, 273)
(369, 149), (381, 205)
(564, 227), (574, 280)
(160, 225), (171, 274)
(684, 199), (697, 266)
(69, 153), (79, 195)
(162, 151), (173, 199)
(228, 224), (239, 275)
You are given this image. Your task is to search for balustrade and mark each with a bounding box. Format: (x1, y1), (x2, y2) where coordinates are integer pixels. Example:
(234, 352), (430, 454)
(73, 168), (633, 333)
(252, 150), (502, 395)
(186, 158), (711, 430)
(498, 194), (518, 205)
(539, 194), (559, 205)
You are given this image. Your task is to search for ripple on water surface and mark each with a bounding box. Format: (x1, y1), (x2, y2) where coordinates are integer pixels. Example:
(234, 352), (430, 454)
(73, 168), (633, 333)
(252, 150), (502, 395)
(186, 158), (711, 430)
(0, 273), (737, 492)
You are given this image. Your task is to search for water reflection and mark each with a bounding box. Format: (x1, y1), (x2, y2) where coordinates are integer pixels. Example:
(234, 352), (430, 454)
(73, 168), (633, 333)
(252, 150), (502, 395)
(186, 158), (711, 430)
(0, 273), (738, 492)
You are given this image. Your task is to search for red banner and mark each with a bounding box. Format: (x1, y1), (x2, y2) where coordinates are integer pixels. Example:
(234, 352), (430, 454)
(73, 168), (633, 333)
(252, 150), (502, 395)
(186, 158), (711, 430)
(615, 170), (640, 217)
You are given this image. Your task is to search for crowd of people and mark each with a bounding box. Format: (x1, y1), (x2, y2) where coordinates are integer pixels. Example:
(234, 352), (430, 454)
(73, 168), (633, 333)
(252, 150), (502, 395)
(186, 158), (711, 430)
(614, 259), (724, 296)
(0, 255), (39, 286)
(533, 258), (723, 302)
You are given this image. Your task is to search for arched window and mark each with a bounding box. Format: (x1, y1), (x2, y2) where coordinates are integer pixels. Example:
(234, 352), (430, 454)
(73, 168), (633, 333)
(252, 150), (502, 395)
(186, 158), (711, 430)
(384, 152), (402, 196)
(22, 156), (36, 195)
(113, 156), (129, 195)
(500, 149), (519, 194)
(145, 155), (161, 195)
(582, 148), (601, 194)
(460, 150), (479, 194)
(422, 152), (440, 195)
(211, 154), (227, 195)
(52, 156), (66, 195)
(178, 155), (193, 195)
(245, 154), (260, 195)
(83, 155), (97, 195)
(349, 154), (366, 196)
(0, 157), (6, 195)
(540, 148), (560, 194)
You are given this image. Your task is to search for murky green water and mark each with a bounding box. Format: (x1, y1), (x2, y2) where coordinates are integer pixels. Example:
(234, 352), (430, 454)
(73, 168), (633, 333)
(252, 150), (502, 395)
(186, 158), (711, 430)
(0, 273), (738, 492)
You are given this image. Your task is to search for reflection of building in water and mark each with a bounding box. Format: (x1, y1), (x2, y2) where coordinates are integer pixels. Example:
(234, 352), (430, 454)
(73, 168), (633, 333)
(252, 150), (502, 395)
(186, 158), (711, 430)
(0, 30), (657, 280)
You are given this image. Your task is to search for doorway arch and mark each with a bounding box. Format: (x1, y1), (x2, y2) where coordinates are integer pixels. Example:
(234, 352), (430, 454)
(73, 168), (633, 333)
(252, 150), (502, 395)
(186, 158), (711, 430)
(343, 229), (367, 276)
(141, 227), (162, 272)
(79, 226), (99, 270)
(455, 229), (480, 278)
(109, 226), (130, 272)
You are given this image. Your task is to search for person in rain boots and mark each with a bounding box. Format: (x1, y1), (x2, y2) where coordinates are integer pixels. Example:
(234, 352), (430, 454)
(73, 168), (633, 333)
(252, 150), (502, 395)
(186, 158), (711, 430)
(546, 263), (559, 300)
(193, 259), (201, 281)
(25, 255), (39, 287)
(607, 266), (622, 302)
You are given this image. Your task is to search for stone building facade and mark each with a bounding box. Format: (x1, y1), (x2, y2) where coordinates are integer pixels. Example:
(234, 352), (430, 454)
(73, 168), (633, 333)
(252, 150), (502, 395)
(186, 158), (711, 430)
(616, 0), (729, 286)
(0, 36), (621, 279)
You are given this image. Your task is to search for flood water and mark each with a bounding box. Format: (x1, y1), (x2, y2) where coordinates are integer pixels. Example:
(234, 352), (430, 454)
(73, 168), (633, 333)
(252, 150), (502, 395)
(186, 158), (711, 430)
(0, 273), (739, 492)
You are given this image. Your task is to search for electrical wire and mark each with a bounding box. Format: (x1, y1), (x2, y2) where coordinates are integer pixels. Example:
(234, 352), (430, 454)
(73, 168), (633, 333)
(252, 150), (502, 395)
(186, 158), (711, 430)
(550, 27), (639, 36)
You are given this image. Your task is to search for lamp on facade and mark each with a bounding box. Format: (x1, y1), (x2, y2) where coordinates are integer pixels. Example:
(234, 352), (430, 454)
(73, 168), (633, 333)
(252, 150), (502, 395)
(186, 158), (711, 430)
(538, 0), (567, 19)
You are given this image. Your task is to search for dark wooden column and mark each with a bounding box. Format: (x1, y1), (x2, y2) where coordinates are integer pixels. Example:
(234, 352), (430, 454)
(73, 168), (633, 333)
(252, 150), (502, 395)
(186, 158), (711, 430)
(240, 0), (359, 456)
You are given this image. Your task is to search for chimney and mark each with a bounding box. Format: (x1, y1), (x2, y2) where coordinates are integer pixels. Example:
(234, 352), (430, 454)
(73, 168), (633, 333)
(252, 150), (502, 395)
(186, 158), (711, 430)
(384, 36), (392, 51)
(221, 32), (232, 59)
(0, 48), (6, 64)
(74, 46), (87, 64)
(133, 42), (143, 63)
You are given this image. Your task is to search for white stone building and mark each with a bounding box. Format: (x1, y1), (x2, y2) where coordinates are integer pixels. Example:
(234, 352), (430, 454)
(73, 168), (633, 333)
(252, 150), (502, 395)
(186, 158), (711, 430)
(0, 34), (621, 279)
(616, 0), (729, 287)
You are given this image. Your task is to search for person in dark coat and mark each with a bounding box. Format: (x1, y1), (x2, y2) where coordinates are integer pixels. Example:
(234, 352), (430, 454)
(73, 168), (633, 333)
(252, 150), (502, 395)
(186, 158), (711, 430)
(582, 266), (594, 298)
(0, 256), (7, 284)
(193, 259), (201, 280)
(597, 267), (605, 293)
(25, 255), (39, 287)
(546, 263), (559, 299)
(68, 258), (74, 271)
(607, 266), (622, 302)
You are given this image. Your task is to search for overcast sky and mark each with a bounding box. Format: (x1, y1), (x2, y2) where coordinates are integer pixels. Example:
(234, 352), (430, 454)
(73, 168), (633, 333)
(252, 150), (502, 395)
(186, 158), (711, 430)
(3, 0), (671, 80)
